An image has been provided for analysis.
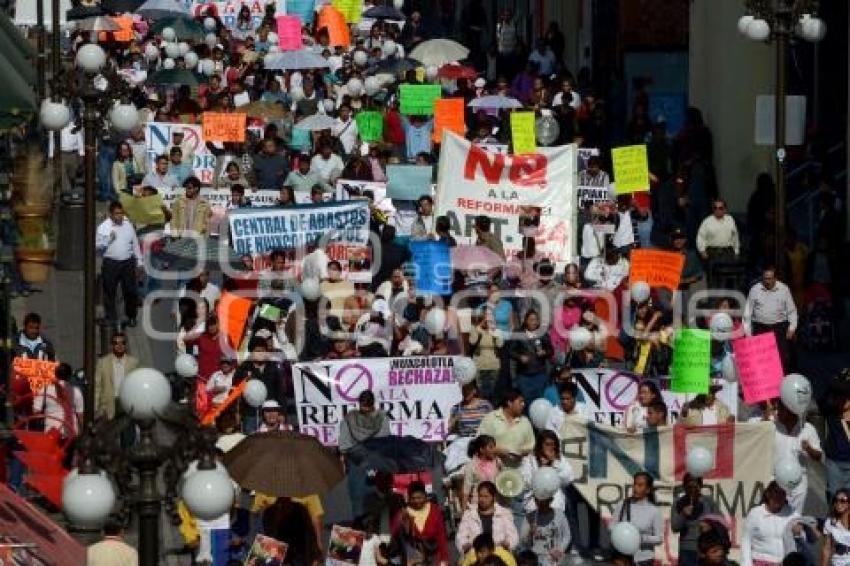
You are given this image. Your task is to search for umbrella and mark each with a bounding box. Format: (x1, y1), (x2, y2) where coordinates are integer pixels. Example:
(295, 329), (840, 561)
(66, 4), (107, 20)
(223, 431), (344, 497)
(74, 15), (122, 32)
(136, 0), (191, 20)
(263, 50), (330, 71)
(296, 113), (336, 131)
(450, 245), (504, 271)
(242, 100), (289, 120)
(409, 38), (469, 67)
(437, 64), (477, 80)
(369, 56), (421, 75)
(100, 0), (145, 13)
(146, 68), (206, 87)
(160, 238), (242, 272)
(468, 95), (523, 109)
(150, 16), (205, 41)
(362, 5), (406, 19)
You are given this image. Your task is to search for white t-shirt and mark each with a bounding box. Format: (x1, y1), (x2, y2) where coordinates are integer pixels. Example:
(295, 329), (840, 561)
(825, 519), (850, 566)
(33, 383), (83, 436)
(333, 117), (360, 155)
(774, 420), (823, 474)
(702, 406), (718, 426)
(206, 369), (235, 405)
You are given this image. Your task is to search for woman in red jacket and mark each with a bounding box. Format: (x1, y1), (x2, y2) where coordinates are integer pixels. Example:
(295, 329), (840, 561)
(390, 481), (450, 565)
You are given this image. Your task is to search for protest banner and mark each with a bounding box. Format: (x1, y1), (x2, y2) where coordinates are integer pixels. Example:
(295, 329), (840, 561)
(671, 329), (711, 394)
(275, 15), (302, 50)
(145, 122), (215, 184)
(334, 179), (400, 232)
(577, 186), (611, 208)
(432, 98), (465, 143)
(611, 144), (649, 193)
(435, 131), (577, 263)
(316, 5), (350, 47)
(399, 84), (442, 116)
(293, 356), (462, 445)
(409, 241), (452, 295)
(13, 357), (58, 394)
(201, 380), (247, 425)
(510, 111), (537, 155)
(119, 193), (166, 227)
(202, 112), (247, 142)
(327, 525), (366, 565)
(245, 533), (288, 565)
(354, 110), (383, 142)
(629, 249), (685, 291)
(560, 419), (773, 564)
(577, 147), (600, 172)
(188, 1), (267, 30)
(216, 292), (253, 351)
(386, 165), (432, 201)
(280, 0), (315, 23)
(332, 0), (362, 23)
(732, 333), (784, 404)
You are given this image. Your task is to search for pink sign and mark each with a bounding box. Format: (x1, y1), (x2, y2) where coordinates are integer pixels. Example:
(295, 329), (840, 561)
(732, 332), (784, 404)
(276, 15), (303, 50)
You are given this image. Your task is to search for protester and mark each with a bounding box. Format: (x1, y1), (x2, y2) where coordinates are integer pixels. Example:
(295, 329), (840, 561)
(96, 201), (142, 327)
(478, 389), (535, 469)
(170, 176), (213, 237)
(456, 481), (519, 554)
(623, 381), (663, 433)
(774, 401), (822, 513)
(519, 431), (574, 514)
(740, 482), (805, 566)
(610, 472), (663, 566)
(86, 518), (139, 566)
(390, 481), (450, 566)
(511, 310), (553, 405)
(460, 532), (518, 566)
(33, 363), (83, 439)
(744, 266), (798, 371)
(94, 332), (139, 420)
(672, 474), (721, 566)
(518, 493), (571, 566)
(821, 488), (850, 566)
(13, 312), (56, 360)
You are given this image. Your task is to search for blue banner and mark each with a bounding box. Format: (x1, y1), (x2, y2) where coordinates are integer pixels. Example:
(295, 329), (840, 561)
(409, 241), (452, 295)
(285, 0), (316, 24)
(386, 165), (433, 201)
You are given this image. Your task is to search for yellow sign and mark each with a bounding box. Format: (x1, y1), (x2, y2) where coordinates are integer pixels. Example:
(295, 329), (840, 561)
(510, 112), (537, 155)
(611, 144), (650, 193)
(332, 0), (362, 23)
(119, 193), (166, 227)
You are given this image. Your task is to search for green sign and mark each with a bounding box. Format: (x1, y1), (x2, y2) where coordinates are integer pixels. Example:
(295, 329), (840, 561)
(671, 328), (711, 394)
(355, 111), (384, 142)
(400, 84), (442, 116)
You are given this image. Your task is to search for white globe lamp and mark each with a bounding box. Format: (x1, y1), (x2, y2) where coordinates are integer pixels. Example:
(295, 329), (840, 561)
(109, 102), (139, 132)
(801, 16), (826, 42)
(119, 368), (172, 420)
(181, 466), (234, 520)
(76, 43), (106, 73)
(62, 471), (116, 528)
(40, 99), (71, 131)
(737, 15), (754, 36)
(747, 18), (771, 41)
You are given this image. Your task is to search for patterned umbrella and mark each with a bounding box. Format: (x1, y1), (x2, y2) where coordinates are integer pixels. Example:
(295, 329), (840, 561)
(467, 95), (523, 109)
(263, 50), (330, 71)
(409, 38), (469, 67)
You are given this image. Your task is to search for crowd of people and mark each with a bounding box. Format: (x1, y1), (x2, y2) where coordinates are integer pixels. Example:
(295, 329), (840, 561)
(6, 0), (850, 565)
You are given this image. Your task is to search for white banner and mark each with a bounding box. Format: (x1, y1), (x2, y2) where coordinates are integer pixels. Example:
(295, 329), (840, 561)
(293, 356), (463, 446)
(185, 0), (270, 29)
(144, 122), (215, 185)
(436, 132), (577, 262)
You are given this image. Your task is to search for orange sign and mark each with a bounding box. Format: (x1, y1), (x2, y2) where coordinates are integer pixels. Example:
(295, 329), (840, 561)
(316, 5), (350, 47)
(432, 98), (466, 143)
(202, 112), (247, 142)
(629, 249), (686, 291)
(13, 357), (58, 394)
(201, 380), (247, 425)
(217, 292), (253, 351)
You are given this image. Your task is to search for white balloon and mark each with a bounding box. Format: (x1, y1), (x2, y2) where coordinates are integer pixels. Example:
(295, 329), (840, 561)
(242, 379), (268, 408)
(424, 308), (447, 335)
(40, 99), (71, 131)
(347, 77), (364, 97)
(569, 326), (592, 351)
(164, 42), (181, 59)
(183, 51), (199, 69)
(62, 471), (116, 528)
(393, 0), (404, 8)
(737, 15), (754, 35)
(353, 50), (368, 67)
(531, 467), (561, 500)
(161, 26), (176, 42)
(205, 32), (217, 48)
(109, 103), (139, 131)
(780, 373), (812, 416)
(178, 41), (190, 56)
(267, 32), (279, 45)
(801, 16), (826, 42)
(290, 87), (305, 102)
(721, 353), (738, 382)
(710, 312), (734, 341)
(322, 98), (336, 113)
(685, 446), (714, 477)
(382, 39), (397, 58)
(535, 115), (560, 146)
(630, 281), (650, 304)
(611, 522), (641, 555)
(774, 457), (803, 491)
(453, 356), (477, 385)
(162, 58), (176, 70)
(182, 467), (234, 520)
(425, 65), (438, 82)
(174, 353), (198, 378)
(364, 76), (381, 96)
(144, 42), (160, 61)
(204, 17), (217, 31)
(299, 278), (321, 300)
(528, 398), (552, 430)
(119, 368), (172, 420)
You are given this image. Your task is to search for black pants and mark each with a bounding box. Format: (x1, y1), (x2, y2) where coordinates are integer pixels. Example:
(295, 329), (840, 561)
(101, 257), (138, 323)
(753, 321), (795, 372)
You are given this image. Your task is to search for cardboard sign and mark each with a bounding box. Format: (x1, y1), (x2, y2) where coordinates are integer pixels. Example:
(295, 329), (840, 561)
(629, 249), (685, 291)
(283, 0), (315, 24)
(670, 329), (711, 394)
(202, 112), (247, 142)
(732, 333), (785, 404)
(510, 111), (537, 155)
(355, 110), (384, 143)
(217, 292), (253, 351)
(316, 5), (350, 47)
(275, 15), (302, 50)
(432, 98), (465, 143)
(13, 357), (59, 394)
(331, 0), (362, 23)
(327, 525), (366, 565)
(409, 241), (452, 295)
(386, 165), (432, 201)
(119, 193), (166, 227)
(399, 84), (442, 116)
(612, 144), (649, 193)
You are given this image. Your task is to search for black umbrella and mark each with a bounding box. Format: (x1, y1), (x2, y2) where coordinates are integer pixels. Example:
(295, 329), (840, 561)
(101, 0), (145, 13)
(368, 56), (421, 75)
(66, 4), (107, 21)
(362, 5), (406, 20)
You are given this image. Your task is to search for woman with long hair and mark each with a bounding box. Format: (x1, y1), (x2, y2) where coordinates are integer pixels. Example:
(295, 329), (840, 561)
(623, 380), (663, 433)
(111, 141), (143, 195)
(822, 488), (850, 565)
(519, 430), (574, 514)
(455, 481), (518, 555)
(390, 481), (450, 565)
(610, 472), (663, 566)
(33, 362), (83, 439)
(510, 310), (553, 405)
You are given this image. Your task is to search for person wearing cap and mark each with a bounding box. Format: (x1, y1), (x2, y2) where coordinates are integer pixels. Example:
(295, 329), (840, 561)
(696, 197), (740, 287)
(257, 400), (293, 432)
(679, 379), (734, 426)
(206, 356), (236, 407)
(584, 238), (629, 291)
(283, 153), (331, 194)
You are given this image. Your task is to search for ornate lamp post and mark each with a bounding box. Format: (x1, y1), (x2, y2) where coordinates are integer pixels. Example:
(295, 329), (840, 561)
(61, 368), (234, 566)
(738, 1), (826, 271)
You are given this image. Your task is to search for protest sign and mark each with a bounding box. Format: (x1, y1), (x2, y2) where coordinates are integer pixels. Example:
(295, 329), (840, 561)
(432, 98), (465, 143)
(577, 186), (611, 208)
(201, 380), (247, 425)
(409, 241), (452, 295)
(281, 0), (315, 23)
(145, 122), (215, 184)
(202, 112), (247, 142)
(560, 419), (773, 564)
(189, 1), (267, 29)
(13, 357), (58, 394)
(327, 525), (366, 565)
(386, 165), (432, 201)
(332, 0), (361, 23)
(354, 110), (383, 142)
(629, 249), (685, 291)
(293, 356), (462, 445)
(435, 131), (577, 263)
(245, 533), (288, 566)
(732, 333), (784, 404)
(671, 329), (711, 394)
(316, 5), (350, 47)
(217, 292), (253, 350)
(577, 147), (600, 172)
(510, 111), (536, 155)
(119, 193), (166, 227)
(400, 84), (442, 116)
(275, 15), (302, 50)
(611, 144), (649, 193)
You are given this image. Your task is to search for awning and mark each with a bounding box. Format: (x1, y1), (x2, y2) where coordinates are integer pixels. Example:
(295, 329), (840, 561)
(13, 0), (73, 30)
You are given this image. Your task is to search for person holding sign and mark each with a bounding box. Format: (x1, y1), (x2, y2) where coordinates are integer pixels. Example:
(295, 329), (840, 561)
(679, 379), (734, 425)
(774, 401), (822, 514)
(744, 267), (798, 371)
(401, 114), (434, 163)
(13, 312), (56, 361)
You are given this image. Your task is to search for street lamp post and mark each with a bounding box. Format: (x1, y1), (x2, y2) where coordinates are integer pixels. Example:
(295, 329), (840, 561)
(738, 1), (826, 272)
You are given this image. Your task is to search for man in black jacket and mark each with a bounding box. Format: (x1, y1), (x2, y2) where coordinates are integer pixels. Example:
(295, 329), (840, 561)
(235, 338), (283, 432)
(13, 312), (56, 361)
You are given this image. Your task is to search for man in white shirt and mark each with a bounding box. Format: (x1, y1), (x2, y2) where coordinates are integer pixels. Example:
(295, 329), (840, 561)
(410, 195), (436, 240)
(309, 142), (345, 184)
(87, 519), (139, 566)
(696, 198), (740, 287)
(96, 201), (143, 326)
(206, 356), (236, 406)
(774, 401), (822, 513)
(546, 382), (589, 439)
(552, 77), (581, 109)
(47, 121), (84, 195)
(332, 103), (360, 158)
(141, 154), (179, 189)
(584, 245), (630, 291)
(744, 267), (798, 371)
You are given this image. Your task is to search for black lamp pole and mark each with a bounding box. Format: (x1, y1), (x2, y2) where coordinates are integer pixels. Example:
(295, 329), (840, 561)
(81, 87), (98, 425)
(131, 420), (162, 566)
